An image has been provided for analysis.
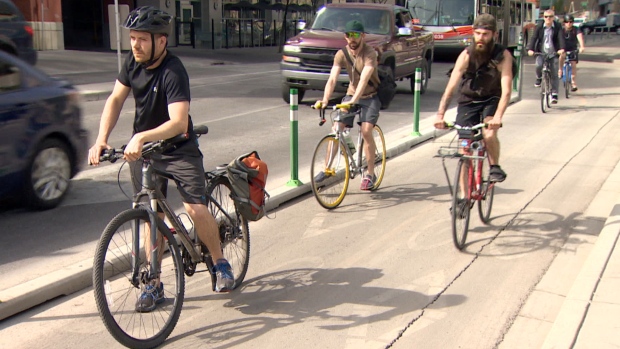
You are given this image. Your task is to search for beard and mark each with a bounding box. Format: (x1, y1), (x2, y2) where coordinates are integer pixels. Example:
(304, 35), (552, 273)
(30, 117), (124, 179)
(348, 41), (360, 50)
(471, 38), (495, 66)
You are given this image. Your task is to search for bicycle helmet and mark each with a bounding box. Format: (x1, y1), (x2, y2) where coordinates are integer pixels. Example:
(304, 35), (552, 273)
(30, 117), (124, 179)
(564, 14), (574, 22)
(123, 6), (172, 35)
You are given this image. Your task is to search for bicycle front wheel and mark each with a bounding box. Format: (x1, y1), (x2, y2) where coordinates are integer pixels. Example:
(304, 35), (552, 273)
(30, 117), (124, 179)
(452, 159), (472, 250)
(206, 176), (250, 289)
(565, 65), (572, 99)
(541, 75), (549, 113)
(360, 125), (387, 190)
(477, 159), (495, 224)
(310, 135), (350, 209)
(93, 208), (184, 349)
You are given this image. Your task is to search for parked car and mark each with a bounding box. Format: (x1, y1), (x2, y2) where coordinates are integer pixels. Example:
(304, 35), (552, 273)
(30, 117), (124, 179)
(581, 16), (620, 35)
(0, 50), (87, 210)
(0, 0), (37, 65)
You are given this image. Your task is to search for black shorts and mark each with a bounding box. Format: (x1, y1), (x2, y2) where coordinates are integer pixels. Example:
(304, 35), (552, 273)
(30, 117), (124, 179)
(129, 153), (207, 211)
(566, 51), (579, 63)
(338, 94), (381, 127)
(456, 97), (499, 127)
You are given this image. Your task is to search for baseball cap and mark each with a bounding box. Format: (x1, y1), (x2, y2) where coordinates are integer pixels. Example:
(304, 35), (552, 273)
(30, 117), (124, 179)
(473, 14), (497, 32)
(344, 20), (365, 33)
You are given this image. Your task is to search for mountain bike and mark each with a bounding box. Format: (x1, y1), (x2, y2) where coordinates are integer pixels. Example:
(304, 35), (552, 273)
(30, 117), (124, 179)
(561, 50), (575, 99)
(436, 122), (497, 250)
(536, 52), (558, 113)
(92, 125), (250, 348)
(309, 103), (387, 209)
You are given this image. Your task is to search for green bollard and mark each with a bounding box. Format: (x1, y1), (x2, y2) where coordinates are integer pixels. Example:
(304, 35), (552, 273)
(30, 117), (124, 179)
(287, 88), (303, 187)
(411, 67), (422, 137)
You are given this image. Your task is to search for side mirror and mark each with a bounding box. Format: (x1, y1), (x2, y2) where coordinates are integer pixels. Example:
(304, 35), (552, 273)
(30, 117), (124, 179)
(398, 27), (412, 36)
(297, 21), (306, 30)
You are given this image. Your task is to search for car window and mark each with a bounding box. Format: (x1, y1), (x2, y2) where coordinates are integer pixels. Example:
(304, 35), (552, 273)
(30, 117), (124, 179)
(0, 1), (22, 22)
(0, 58), (21, 92)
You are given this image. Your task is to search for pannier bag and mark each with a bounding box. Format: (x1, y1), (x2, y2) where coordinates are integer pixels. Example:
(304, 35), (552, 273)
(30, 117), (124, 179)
(226, 151), (269, 221)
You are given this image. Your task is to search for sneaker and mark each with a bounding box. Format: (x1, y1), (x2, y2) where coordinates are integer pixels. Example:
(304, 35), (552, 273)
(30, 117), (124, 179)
(571, 85), (578, 92)
(360, 174), (377, 191)
(214, 259), (234, 292)
(489, 165), (507, 183)
(450, 198), (469, 219)
(135, 282), (164, 313)
(551, 94), (558, 104)
(314, 171), (328, 183)
(534, 78), (541, 87)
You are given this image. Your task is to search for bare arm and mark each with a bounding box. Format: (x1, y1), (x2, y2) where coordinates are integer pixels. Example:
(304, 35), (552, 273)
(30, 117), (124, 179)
(123, 101), (190, 162)
(434, 50), (468, 128)
(88, 80), (130, 165)
(577, 32), (585, 52)
(319, 64), (342, 107)
(488, 50), (513, 129)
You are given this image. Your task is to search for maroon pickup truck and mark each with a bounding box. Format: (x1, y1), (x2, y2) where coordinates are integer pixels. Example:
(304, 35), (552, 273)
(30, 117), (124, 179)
(280, 3), (434, 106)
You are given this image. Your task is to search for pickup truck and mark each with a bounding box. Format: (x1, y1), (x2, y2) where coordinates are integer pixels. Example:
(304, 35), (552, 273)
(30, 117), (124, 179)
(280, 3), (434, 107)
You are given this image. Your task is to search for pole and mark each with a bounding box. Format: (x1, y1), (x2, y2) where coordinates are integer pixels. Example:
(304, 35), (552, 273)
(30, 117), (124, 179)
(114, 0), (122, 73)
(411, 68), (422, 137)
(287, 88), (303, 187)
(513, 33), (523, 91)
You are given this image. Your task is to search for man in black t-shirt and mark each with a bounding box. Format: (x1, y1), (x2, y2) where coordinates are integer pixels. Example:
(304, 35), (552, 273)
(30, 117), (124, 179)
(88, 7), (234, 312)
(560, 14), (585, 91)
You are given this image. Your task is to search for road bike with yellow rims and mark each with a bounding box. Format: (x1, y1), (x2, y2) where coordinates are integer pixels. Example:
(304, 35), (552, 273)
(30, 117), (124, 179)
(309, 103), (386, 209)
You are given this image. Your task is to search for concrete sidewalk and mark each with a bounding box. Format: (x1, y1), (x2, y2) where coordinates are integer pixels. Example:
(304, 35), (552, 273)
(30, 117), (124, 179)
(1, 35), (620, 347)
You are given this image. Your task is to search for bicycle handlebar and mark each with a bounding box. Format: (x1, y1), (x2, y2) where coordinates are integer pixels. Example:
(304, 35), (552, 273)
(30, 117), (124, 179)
(98, 125), (209, 163)
(311, 102), (360, 126)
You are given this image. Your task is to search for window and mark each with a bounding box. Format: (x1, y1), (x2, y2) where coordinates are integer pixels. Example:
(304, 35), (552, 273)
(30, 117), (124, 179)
(0, 58), (20, 92)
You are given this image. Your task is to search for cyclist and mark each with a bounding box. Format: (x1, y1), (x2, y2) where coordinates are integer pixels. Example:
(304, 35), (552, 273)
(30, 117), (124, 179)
(314, 20), (381, 190)
(433, 14), (511, 183)
(559, 14), (585, 91)
(527, 9), (565, 104)
(87, 6), (234, 312)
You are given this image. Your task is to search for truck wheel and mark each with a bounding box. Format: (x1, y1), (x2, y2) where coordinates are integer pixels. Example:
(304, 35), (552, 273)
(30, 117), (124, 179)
(282, 85), (305, 104)
(410, 60), (429, 95)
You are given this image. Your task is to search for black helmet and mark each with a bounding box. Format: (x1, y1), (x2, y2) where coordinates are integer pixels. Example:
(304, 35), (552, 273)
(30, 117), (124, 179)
(564, 14), (575, 22)
(123, 6), (171, 36)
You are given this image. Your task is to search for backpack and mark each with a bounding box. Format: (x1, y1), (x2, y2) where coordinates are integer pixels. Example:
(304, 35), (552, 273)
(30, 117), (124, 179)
(226, 151), (269, 221)
(341, 47), (397, 109)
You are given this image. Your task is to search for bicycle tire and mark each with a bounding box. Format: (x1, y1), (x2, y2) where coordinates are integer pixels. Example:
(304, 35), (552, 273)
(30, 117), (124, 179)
(360, 125), (387, 190)
(451, 159), (472, 250)
(310, 135), (350, 209)
(93, 208), (184, 349)
(477, 159), (495, 224)
(541, 73), (549, 113)
(206, 175), (251, 289)
(565, 65), (572, 99)
(564, 64), (570, 99)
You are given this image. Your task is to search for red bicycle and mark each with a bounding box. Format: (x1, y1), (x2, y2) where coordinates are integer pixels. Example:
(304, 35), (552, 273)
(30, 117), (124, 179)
(436, 122), (497, 250)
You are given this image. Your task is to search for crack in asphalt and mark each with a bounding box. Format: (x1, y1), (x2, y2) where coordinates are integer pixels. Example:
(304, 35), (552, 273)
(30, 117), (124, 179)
(385, 114), (617, 349)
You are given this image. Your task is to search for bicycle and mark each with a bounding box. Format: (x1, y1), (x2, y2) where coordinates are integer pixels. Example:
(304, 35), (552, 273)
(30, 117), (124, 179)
(561, 50), (575, 99)
(92, 125), (250, 349)
(309, 103), (387, 209)
(536, 52), (558, 113)
(436, 122), (497, 250)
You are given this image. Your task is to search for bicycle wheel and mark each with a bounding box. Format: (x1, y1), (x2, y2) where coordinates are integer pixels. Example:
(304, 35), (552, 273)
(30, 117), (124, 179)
(565, 65), (572, 98)
(93, 208), (184, 349)
(451, 159), (472, 250)
(564, 65), (570, 99)
(360, 125), (387, 190)
(540, 76), (548, 113)
(310, 135), (350, 209)
(206, 176), (250, 289)
(477, 159), (495, 224)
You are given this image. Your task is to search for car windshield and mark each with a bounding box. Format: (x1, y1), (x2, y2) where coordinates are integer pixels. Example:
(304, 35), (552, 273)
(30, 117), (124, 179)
(406, 0), (474, 26)
(311, 7), (393, 35)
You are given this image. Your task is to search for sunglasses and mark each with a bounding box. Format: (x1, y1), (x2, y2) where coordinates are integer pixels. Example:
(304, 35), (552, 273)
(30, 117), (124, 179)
(346, 32), (362, 39)
(544, 15), (554, 18)
(565, 21), (573, 23)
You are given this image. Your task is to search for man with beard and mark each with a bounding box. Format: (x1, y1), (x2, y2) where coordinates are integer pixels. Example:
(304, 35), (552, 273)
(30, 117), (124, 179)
(527, 9), (565, 103)
(88, 6), (235, 312)
(434, 14), (511, 183)
(315, 20), (381, 191)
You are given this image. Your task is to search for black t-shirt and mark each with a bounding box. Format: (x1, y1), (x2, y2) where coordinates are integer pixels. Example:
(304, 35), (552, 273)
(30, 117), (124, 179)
(118, 51), (199, 156)
(563, 26), (582, 51)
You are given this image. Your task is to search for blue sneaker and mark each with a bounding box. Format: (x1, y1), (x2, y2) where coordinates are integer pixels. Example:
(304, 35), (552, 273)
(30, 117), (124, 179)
(214, 259), (234, 292)
(135, 282), (164, 313)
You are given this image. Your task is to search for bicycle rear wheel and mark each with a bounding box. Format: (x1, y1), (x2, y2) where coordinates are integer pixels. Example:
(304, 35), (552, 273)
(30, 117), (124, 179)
(477, 159), (495, 224)
(93, 208), (184, 349)
(360, 125), (387, 190)
(206, 176), (250, 289)
(451, 159), (472, 250)
(310, 135), (350, 209)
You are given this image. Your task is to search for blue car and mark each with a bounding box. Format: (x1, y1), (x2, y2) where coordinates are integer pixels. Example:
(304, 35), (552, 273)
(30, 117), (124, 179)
(0, 50), (87, 210)
(0, 0), (37, 65)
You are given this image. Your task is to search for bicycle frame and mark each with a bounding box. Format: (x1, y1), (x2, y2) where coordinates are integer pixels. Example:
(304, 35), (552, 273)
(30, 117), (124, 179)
(319, 107), (365, 178)
(459, 138), (490, 201)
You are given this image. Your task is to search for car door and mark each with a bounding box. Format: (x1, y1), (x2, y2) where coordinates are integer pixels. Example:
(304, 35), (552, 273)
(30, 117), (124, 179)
(394, 9), (418, 77)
